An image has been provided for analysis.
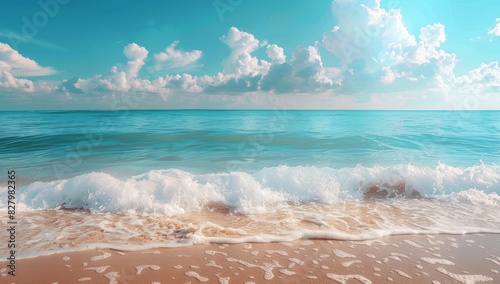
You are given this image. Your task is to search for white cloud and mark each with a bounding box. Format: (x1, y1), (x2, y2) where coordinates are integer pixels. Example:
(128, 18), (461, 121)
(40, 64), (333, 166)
(219, 27), (267, 77)
(322, 1), (458, 94)
(2, 2), (498, 110)
(0, 43), (59, 94)
(488, 18), (500, 36)
(154, 41), (202, 70)
(152, 74), (203, 93)
(0, 71), (35, 92)
(266, 44), (286, 64)
(74, 43), (150, 94)
(453, 61), (500, 94)
(220, 27), (260, 60)
(123, 43), (148, 79)
(261, 45), (333, 93)
(64, 27), (334, 98)
(419, 23), (446, 47)
(0, 42), (56, 76)
(322, 0), (416, 70)
(290, 45), (332, 86)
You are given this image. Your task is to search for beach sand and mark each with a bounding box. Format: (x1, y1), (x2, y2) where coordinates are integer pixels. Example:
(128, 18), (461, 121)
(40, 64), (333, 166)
(1, 234), (499, 283)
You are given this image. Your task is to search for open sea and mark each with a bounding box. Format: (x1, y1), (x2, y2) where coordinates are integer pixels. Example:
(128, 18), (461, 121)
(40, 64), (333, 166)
(1, 110), (499, 257)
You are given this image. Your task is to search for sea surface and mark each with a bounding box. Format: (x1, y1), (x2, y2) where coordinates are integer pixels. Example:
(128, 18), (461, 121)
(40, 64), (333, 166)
(0, 110), (499, 257)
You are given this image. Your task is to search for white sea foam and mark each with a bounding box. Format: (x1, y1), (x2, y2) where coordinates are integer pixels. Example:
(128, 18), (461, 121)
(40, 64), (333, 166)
(185, 271), (209, 282)
(326, 273), (372, 284)
(421, 257), (455, 266)
(3, 164), (498, 214)
(333, 250), (356, 258)
(84, 266), (110, 274)
(1, 164), (499, 258)
(135, 265), (160, 275)
(436, 267), (493, 283)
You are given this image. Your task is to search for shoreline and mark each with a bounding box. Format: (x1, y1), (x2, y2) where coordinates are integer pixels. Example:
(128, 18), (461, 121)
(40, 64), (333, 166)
(2, 233), (499, 283)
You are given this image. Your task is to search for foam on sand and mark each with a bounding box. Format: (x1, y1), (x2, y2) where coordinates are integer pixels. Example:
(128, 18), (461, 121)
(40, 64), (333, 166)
(104, 271), (119, 284)
(185, 271), (209, 282)
(436, 267), (493, 284)
(421, 257), (455, 266)
(1, 234), (500, 283)
(341, 260), (362, 268)
(394, 269), (412, 279)
(90, 251), (112, 261)
(135, 265), (160, 275)
(84, 266), (110, 274)
(333, 249), (356, 258)
(326, 273), (372, 284)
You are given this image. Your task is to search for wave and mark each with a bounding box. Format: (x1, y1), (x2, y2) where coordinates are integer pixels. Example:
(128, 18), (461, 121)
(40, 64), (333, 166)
(3, 163), (499, 215)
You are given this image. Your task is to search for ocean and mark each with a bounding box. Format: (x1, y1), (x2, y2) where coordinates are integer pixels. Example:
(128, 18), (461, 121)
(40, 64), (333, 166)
(1, 110), (499, 257)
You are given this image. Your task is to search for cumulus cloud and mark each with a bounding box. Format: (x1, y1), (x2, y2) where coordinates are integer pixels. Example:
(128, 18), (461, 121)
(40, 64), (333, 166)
(219, 27), (269, 77)
(150, 74), (203, 93)
(0, 71), (35, 92)
(322, 0), (457, 94)
(453, 61), (500, 94)
(266, 44), (286, 64)
(2, 1), (498, 109)
(292, 45), (332, 86)
(73, 43), (151, 94)
(488, 18), (500, 37)
(261, 45), (333, 93)
(419, 23), (446, 47)
(209, 28), (333, 93)
(123, 43), (148, 79)
(220, 27), (261, 61)
(0, 43), (59, 94)
(154, 41), (202, 70)
(0, 42), (56, 76)
(322, 0), (416, 70)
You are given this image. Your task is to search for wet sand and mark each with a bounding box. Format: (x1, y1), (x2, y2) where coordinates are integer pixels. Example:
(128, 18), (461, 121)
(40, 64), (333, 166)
(1, 234), (499, 283)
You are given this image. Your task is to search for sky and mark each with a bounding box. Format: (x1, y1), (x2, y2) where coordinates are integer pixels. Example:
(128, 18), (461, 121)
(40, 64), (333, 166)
(0, 0), (499, 110)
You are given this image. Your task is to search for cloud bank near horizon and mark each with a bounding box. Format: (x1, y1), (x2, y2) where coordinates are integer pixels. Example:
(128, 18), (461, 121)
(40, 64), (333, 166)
(0, 0), (498, 110)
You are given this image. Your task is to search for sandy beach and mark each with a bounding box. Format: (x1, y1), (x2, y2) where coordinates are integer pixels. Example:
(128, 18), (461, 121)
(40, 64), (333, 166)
(2, 233), (499, 283)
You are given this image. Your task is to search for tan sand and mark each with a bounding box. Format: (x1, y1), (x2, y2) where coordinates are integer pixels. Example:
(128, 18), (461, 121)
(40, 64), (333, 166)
(1, 234), (499, 283)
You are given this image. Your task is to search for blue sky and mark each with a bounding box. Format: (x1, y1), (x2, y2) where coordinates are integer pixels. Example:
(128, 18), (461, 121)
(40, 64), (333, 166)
(0, 0), (499, 109)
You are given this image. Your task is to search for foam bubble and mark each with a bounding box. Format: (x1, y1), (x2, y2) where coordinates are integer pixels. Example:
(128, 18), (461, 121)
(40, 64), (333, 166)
(136, 265), (160, 275)
(341, 260), (361, 268)
(207, 260), (223, 269)
(84, 266), (110, 274)
(216, 274), (230, 284)
(90, 251), (111, 261)
(288, 258), (304, 266)
(104, 272), (119, 284)
(436, 267), (493, 283)
(185, 271), (209, 282)
(394, 269), (412, 279)
(333, 250), (356, 258)
(279, 269), (296, 276)
(265, 250), (288, 256)
(205, 250), (227, 256)
(421, 257), (455, 266)
(326, 273), (372, 284)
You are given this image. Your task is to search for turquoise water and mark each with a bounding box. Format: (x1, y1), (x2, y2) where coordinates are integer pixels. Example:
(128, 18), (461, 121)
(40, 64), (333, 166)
(1, 110), (498, 181)
(1, 110), (500, 255)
